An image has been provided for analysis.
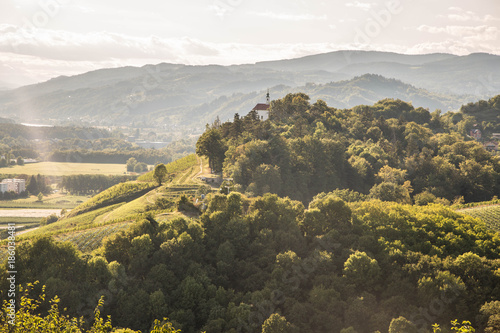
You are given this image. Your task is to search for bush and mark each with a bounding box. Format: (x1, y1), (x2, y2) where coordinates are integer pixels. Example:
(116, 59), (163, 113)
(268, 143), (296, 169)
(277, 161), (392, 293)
(176, 195), (199, 213)
(146, 197), (174, 212)
(414, 191), (437, 206)
(40, 213), (59, 226)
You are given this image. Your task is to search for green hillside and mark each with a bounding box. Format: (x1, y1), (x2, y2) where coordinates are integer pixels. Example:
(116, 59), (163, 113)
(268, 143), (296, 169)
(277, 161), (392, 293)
(137, 154), (198, 182)
(0, 153), (209, 257)
(1, 96), (500, 333)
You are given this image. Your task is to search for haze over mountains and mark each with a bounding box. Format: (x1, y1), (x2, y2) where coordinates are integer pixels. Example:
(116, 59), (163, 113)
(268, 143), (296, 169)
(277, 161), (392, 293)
(0, 50), (499, 129)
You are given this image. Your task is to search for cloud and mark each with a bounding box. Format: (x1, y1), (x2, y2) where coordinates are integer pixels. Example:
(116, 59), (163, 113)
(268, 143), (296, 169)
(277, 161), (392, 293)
(0, 24), (347, 65)
(1, 22), (499, 87)
(345, 1), (376, 11)
(251, 11), (327, 21)
(208, 0), (243, 18)
(439, 7), (500, 23)
(417, 25), (500, 41)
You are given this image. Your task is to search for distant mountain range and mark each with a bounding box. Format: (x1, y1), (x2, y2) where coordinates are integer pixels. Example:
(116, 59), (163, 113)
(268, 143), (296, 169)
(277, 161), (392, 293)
(0, 51), (498, 129)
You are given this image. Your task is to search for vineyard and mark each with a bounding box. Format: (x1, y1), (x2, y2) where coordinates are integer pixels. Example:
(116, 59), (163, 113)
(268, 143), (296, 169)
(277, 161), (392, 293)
(0, 154), (211, 262)
(162, 184), (200, 199)
(458, 204), (500, 232)
(55, 221), (133, 252)
(19, 203), (124, 239)
(68, 181), (155, 217)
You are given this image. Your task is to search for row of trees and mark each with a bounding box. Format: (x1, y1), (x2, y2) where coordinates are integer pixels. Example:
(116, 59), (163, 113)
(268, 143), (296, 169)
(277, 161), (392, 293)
(59, 175), (137, 195)
(127, 157), (149, 173)
(0, 123), (196, 166)
(0, 155), (24, 168)
(26, 174), (51, 195)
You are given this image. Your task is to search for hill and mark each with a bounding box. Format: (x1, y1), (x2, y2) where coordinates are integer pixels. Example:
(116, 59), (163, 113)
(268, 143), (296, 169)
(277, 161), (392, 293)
(201, 94), (500, 204)
(257, 51), (500, 96)
(2, 193), (500, 332)
(0, 51), (498, 129)
(1, 97), (500, 333)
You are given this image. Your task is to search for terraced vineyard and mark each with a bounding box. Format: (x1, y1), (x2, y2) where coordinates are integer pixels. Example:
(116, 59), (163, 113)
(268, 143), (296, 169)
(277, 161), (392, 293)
(162, 184), (200, 199)
(458, 204), (500, 232)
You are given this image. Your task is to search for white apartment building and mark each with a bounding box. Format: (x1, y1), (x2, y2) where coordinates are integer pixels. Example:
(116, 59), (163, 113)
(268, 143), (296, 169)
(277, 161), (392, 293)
(0, 179), (26, 194)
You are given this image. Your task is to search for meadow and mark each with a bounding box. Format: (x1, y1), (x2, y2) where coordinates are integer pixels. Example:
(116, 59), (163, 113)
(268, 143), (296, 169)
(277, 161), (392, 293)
(0, 194), (88, 209)
(2, 161), (128, 176)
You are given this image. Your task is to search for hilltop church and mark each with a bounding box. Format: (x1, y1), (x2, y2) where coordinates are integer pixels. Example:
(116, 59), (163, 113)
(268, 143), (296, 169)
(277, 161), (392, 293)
(250, 91), (270, 121)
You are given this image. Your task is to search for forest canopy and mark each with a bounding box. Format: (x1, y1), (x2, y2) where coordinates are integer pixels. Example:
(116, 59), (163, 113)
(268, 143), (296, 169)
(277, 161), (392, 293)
(196, 94), (500, 204)
(2, 193), (499, 332)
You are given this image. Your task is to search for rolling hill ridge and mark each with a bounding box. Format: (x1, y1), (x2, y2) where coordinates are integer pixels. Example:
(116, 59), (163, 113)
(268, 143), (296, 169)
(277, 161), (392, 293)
(0, 51), (498, 129)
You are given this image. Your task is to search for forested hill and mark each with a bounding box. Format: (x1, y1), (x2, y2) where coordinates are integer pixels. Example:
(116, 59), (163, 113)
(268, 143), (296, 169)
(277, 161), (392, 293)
(460, 95), (500, 135)
(197, 94), (500, 204)
(1, 95), (500, 332)
(256, 51), (500, 96)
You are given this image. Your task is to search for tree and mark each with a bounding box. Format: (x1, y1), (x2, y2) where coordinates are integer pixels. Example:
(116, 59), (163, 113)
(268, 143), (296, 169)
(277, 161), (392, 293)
(16, 156), (24, 165)
(126, 157), (138, 172)
(153, 164), (167, 186)
(479, 301), (500, 333)
(196, 128), (226, 173)
(26, 175), (38, 195)
(343, 251), (381, 289)
(133, 162), (148, 173)
(389, 316), (418, 333)
(37, 192), (43, 202)
(0, 281), (180, 332)
(262, 313), (293, 333)
(301, 195), (352, 236)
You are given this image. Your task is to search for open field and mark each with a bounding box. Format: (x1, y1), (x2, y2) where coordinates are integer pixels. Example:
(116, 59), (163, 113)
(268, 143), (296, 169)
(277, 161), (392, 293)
(0, 216), (40, 224)
(0, 194), (88, 209)
(0, 208), (61, 217)
(1, 161), (128, 176)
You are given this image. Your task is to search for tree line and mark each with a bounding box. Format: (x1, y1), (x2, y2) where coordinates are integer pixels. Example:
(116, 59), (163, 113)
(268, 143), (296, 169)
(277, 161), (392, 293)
(59, 175), (137, 195)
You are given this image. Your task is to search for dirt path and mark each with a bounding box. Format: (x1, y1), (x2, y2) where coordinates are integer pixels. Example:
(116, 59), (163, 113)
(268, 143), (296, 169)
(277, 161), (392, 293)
(191, 155), (204, 182)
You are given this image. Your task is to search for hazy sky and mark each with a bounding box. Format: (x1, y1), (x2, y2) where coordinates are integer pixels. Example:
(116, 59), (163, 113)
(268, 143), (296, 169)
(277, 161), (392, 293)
(1, 0), (499, 86)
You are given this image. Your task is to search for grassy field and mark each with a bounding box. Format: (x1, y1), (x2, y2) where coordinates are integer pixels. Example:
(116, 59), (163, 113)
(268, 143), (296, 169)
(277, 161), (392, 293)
(1, 161), (128, 176)
(458, 204), (500, 232)
(138, 154), (200, 183)
(0, 194), (88, 209)
(0, 216), (40, 224)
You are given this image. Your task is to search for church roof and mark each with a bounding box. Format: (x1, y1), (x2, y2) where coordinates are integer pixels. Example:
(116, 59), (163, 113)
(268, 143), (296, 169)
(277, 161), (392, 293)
(252, 103), (270, 111)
